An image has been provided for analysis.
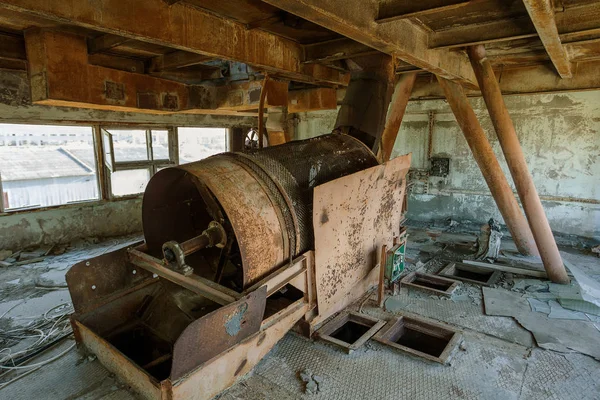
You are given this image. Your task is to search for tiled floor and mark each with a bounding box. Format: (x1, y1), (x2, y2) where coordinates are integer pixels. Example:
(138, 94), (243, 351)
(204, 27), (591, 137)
(0, 229), (599, 400)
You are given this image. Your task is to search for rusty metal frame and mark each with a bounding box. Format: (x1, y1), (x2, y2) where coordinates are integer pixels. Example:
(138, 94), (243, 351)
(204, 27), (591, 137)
(316, 311), (386, 354)
(373, 314), (463, 364)
(72, 290), (311, 400)
(127, 245), (241, 305)
(401, 271), (460, 296)
(243, 254), (308, 297)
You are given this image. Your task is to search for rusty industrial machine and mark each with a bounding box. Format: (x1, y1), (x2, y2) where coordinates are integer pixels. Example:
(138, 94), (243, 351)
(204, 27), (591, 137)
(66, 133), (410, 400)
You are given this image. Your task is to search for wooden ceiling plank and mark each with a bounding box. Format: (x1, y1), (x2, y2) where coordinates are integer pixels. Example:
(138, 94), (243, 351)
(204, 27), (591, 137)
(430, 17), (538, 49)
(0, 0), (348, 86)
(260, 0), (477, 87)
(522, 0), (572, 78)
(408, 60), (600, 98)
(304, 38), (379, 63)
(565, 38), (600, 62)
(151, 51), (215, 71)
(376, 0), (472, 24)
(87, 33), (131, 54)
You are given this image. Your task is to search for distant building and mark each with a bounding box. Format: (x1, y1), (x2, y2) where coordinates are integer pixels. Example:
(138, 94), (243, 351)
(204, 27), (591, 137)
(0, 146), (98, 210)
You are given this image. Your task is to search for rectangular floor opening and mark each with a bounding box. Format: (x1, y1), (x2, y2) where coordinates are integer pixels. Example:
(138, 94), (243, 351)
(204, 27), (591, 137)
(330, 320), (372, 345)
(413, 277), (452, 291)
(401, 272), (460, 295)
(390, 326), (449, 358)
(374, 315), (462, 364)
(438, 262), (500, 286)
(316, 311), (386, 353)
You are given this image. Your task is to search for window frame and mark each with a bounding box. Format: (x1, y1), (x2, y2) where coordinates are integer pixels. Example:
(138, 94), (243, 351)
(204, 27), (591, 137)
(0, 122), (235, 216)
(0, 122), (102, 213)
(100, 125), (178, 199)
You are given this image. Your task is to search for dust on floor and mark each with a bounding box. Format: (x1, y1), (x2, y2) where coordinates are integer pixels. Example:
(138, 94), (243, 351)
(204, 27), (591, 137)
(0, 228), (599, 400)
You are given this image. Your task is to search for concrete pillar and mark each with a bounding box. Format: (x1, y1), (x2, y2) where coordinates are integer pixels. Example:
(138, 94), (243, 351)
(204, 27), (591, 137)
(468, 45), (569, 283)
(377, 72), (417, 163)
(437, 76), (539, 257)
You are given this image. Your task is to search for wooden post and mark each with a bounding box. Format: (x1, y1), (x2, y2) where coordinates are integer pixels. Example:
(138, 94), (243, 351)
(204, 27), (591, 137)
(437, 76), (539, 257)
(378, 244), (388, 308)
(377, 72), (417, 163)
(468, 45), (569, 284)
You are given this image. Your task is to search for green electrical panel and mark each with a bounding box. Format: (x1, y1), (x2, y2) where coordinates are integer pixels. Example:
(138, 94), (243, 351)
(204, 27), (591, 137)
(385, 242), (405, 282)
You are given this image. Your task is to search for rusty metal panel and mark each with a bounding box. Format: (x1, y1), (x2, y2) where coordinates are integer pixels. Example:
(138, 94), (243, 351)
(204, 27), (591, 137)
(171, 300), (310, 400)
(66, 242), (152, 314)
(313, 154), (411, 317)
(73, 320), (162, 400)
(170, 286), (267, 380)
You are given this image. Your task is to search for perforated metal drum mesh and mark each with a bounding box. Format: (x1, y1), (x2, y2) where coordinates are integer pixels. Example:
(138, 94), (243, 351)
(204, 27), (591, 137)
(238, 134), (378, 255)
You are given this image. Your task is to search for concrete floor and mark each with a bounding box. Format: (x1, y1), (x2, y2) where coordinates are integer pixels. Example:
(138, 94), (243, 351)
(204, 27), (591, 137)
(0, 228), (599, 399)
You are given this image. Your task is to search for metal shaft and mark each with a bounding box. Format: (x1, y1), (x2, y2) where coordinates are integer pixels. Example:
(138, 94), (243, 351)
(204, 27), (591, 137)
(437, 76), (539, 257)
(467, 45), (569, 284)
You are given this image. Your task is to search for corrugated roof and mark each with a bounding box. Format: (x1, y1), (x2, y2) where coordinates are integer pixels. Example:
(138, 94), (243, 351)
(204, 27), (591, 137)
(0, 146), (94, 181)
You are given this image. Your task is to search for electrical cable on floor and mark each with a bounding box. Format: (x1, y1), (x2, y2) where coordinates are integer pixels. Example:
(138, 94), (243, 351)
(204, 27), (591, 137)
(0, 342), (76, 389)
(0, 342), (75, 371)
(0, 301), (73, 368)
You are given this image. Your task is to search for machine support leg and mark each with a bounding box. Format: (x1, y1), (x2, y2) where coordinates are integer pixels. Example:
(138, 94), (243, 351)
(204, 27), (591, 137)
(468, 45), (569, 284)
(436, 76), (539, 258)
(377, 72), (417, 163)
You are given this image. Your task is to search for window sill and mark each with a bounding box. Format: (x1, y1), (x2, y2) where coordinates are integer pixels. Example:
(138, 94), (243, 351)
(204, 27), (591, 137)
(0, 196), (143, 217)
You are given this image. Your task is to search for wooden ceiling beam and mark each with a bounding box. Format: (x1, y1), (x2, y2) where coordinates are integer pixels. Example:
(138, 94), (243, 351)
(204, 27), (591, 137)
(261, 0), (477, 87)
(0, 0), (348, 86)
(431, 2), (600, 50)
(87, 33), (131, 54)
(376, 0), (472, 23)
(304, 38), (379, 63)
(409, 60), (600, 99)
(522, 0), (572, 78)
(430, 17), (538, 49)
(565, 38), (600, 62)
(150, 51), (215, 72)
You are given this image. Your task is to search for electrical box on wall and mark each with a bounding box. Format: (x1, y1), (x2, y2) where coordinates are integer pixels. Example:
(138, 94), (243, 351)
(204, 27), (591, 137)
(430, 157), (450, 177)
(385, 242), (406, 282)
(385, 228), (408, 282)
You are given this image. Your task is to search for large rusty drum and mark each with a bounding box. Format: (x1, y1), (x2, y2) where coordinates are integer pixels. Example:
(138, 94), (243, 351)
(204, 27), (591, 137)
(142, 134), (378, 289)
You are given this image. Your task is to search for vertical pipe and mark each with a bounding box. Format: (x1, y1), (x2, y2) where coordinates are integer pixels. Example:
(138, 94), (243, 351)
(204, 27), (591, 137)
(468, 45), (569, 283)
(377, 72), (417, 163)
(437, 76), (539, 257)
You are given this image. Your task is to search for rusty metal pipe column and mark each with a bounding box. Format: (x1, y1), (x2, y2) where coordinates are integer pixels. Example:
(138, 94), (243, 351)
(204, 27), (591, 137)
(468, 45), (569, 283)
(437, 76), (539, 257)
(377, 72), (417, 163)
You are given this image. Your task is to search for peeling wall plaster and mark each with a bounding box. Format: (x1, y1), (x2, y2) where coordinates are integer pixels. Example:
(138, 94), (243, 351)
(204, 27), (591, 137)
(295, 91), (600, 240)
(0, 199), (142, 251)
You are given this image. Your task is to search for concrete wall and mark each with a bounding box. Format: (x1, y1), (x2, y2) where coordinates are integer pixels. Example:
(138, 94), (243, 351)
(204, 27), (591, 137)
(0, 69), (256, 249)
(295, 91), (600, 240)
(0, 199), (142, 251)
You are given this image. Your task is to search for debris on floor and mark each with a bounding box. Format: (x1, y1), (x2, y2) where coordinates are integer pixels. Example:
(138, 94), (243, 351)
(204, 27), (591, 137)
(298, 368), (324, 394)
(475, 218), (502, 261)
(483, 286), (600, 359)
(1, 228), (599, 399)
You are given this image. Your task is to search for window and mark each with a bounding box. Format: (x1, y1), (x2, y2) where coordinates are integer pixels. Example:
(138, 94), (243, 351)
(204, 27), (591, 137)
(178, 128), (227, 164)
(102, 127), (176, 197)
(0, 123), (99, 211)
